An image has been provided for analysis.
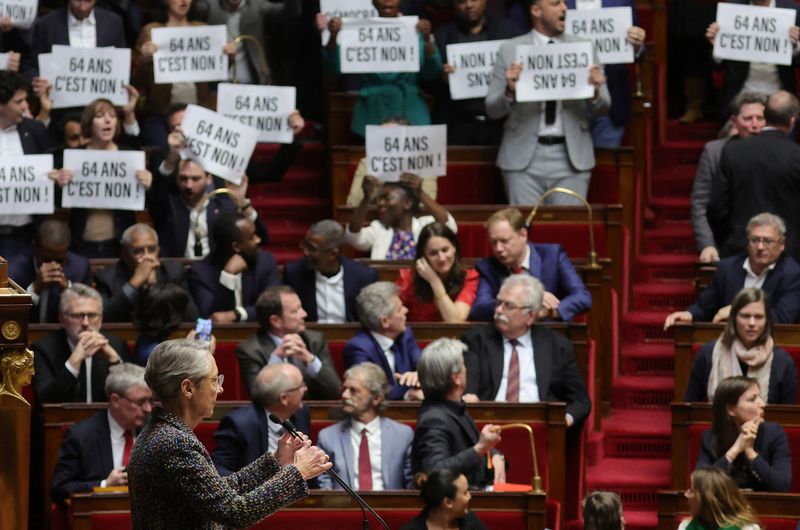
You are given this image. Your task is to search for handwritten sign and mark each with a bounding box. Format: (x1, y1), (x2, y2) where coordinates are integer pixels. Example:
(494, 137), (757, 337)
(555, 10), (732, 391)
(0, 155), (54, 214)
(216, 83), (296, 144)
(320, 0), (377, 45)
(446, 40), (504, 100)
(338, 16), (420, 73)
(179, 104), (258, 185)
(152, 25), (229, 83)
(565, 7), (633, 64)
(0, 0), (37, 29)
(61, 150), (145, 211)
(515, 41), (595, 102)
(41, 46), (130, 109)
(713, 3), (795, 65)
(365, 124), (446, 181)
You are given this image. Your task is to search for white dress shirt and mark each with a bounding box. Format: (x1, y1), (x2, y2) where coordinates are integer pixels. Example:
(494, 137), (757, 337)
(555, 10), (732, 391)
(315, 268), (347, 323)
(743, 258), (776, 289)
(98, 411), (132, 486)
(369, 332), (396, 373)
(350, 416), (384, 491)
(64, 338), (94, 402)
(0, 123), (31, 226)
(265, 408), (284, 453)
(532, 30), (565, 137)
(219, 270), (248, 321)
(494, 332), (540, 402)
(266, 332), (322, 376)
(68, 9), (97, 48)
(185, 203), (210, 259)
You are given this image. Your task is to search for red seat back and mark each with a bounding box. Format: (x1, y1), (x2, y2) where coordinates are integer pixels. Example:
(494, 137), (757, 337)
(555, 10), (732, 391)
(214, 342), (247, 401)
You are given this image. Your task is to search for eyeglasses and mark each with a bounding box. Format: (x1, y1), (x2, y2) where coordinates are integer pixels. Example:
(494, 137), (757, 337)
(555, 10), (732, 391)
(748, 237), (781, 247)
(128, 244), (158, 257)
(494, 299), (532, 312)
(300, 239), (331, 255)
(119, 395), (155, 408)
(210, 373), (224, 390)
(285, 382), (308, 394)
(64, 311), (101, 322)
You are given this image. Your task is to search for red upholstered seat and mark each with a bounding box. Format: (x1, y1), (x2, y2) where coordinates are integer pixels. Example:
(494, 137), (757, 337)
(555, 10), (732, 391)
(214, 342), (248, 401)
(195, 422), (220, 454)
(90, 513), (131, 530)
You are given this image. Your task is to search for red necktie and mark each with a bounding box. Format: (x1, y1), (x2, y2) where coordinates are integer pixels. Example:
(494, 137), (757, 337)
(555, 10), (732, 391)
(358, 428), (373, 490)
(506, 340), (520, 403)
(122, 431), (134, 466)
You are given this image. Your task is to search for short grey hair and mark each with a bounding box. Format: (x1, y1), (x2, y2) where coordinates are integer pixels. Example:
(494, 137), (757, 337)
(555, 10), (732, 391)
(105, 362), (147, 399)
(418, 338), (466, 400)
(59, 283), (103, 315)
(144, 339), (212, 402)
(308, 220), (345, 249)
(121, 223), (158, 247)
(357, 282), (400, 331)
(251, 364), (301, 408)
(343, 362), (391, 400)
(746, 212), (787, 239)
(499, 274), (544, 313)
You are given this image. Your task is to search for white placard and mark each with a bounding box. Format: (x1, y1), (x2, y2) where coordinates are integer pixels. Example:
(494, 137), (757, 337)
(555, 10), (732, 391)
(216, 83), (296, 144)
(0, 53), (9, 70)
(446, 40), (504, 100)
(179, 104), (258, 185)
(565, 7), (634, 64)
(713, 3), (795, 65)
(0, 0), (37, 29)
(0, 155), (54, 214)
(576, 0), (602, 9)
(365, 124), (446, 181)
(152, 25), (229, 83)
(338, 16), (420, 73)
(515, 41), (595, 102)
(61, 150), (146, 211)
(320, 0), (377, 46)
(43, 46), (131, 108)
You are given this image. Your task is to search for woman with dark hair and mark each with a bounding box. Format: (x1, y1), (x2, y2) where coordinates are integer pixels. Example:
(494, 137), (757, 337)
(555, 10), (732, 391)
(684, 287), (797, 404)
(679, 467), (760, 530)
(400, 469), (488, 530)
(583, 491), (624, 530)
(396, 222), (478, 322)
(696, 376), (791, 492)
(132, 283), (191, 365)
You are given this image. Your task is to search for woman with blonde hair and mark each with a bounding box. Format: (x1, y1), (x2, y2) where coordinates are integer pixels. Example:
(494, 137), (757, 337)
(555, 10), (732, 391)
(680, 467), (760, 530)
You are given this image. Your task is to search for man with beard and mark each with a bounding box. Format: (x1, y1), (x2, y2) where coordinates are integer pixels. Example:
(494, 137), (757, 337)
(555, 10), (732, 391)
(316, 362), (413, 490)
(187, 212), (279, 323)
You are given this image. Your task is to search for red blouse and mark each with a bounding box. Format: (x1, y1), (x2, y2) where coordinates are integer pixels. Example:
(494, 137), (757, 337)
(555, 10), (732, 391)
(396, 268), (479, 322)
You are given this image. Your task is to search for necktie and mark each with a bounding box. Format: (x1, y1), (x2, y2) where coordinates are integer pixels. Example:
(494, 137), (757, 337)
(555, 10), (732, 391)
(358, 428), (373, 490)
(506, 339), (520, 403)
(122, 431), (134, 466)
(545, 40), (556, 125)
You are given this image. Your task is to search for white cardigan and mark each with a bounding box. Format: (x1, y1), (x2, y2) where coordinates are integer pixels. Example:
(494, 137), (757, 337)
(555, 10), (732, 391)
(345, 213), (458, 259)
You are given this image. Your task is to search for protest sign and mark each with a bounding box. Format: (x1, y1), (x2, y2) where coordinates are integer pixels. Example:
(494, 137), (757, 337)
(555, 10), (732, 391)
(365, 124), (446, 181)
(42, 46), (130, 108)
(565, 7), (634, 64)
(515, 41), (595, 102)
(217, 83), (296, 144)
(180, 104), (258, 185)
(0, 155), (54, 214)
(713, 3), (795, 65)
(61, 150), (145, 211)
(446, 40), (504, 100)
(0, 0), (37, 29)
(576, 0), (601, 9)
(320, 0), (377, 46)
(152, 25), (229, 83)
(338, 16), (420, 73)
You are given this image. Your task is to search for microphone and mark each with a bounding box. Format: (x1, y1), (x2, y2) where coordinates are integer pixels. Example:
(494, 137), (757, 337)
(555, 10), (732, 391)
(269, 414), (389, 530)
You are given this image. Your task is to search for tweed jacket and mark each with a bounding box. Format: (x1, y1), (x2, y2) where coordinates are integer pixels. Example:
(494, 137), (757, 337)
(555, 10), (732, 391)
(128, 407), (307, 529)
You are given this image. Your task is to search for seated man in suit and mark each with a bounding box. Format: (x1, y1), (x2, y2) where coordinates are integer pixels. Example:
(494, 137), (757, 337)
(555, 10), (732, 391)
(317, 362), (413, 490)
(94, 223), (198, 322)
(462, 274), (591, 427)
(188, 211), (280, 323)
(237, 285), (340, 399)
(283, 220), (378, 323)
(32, 283), (130, 403)
(343, 282), (422, 401)
(664, 212), (800, 328)
(469, 207), (591, 321)
(211, 363), (311, 476)
(51, 363), (152, 503)
(9, 219), (90, 323)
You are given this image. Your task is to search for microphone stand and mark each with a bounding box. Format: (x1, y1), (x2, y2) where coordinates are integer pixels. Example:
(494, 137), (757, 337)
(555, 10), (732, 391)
(269, 415), (390, 530)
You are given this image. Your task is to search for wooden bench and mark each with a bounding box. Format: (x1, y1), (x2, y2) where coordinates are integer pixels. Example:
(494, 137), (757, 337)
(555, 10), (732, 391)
(658, 490), (800, 530)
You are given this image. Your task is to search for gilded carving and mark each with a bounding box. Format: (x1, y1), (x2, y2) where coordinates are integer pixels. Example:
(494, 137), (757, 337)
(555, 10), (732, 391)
(1, 320), (21, 341)
(0, 348), (34, 405)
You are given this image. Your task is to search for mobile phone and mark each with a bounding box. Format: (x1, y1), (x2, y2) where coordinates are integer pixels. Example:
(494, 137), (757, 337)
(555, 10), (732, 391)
(195, 318), (212, 342)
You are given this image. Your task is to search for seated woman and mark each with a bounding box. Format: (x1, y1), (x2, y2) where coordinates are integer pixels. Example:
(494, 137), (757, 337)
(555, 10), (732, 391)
(583, 491), (624, 530)
(396, 222), (478, 322)
(400, 469), (488, 530)
(132, 283), (192, 365)
(696, 376), (792, 492)
(684, 287), (798, 404)
(679, 467), (760, 530)
(411, 338), (504, 490)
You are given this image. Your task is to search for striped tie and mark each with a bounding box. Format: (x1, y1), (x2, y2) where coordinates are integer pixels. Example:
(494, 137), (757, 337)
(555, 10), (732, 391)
(506, 339), (520, 402)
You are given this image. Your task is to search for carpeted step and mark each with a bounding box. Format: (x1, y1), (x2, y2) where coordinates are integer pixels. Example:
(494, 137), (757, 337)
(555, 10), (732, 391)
(601, 409), (671, 459)
(622, 509), (659, 530)
(269, 248), (303, 265)
(648, 196), (691, 225)
(650, 168), (696, 197)
(642, 225), (696, 255)
(610, 375), (674, 409)
(664, 119), (721, 144)
(633, 254), (697, 284)
(586, 457), (671, 510)
(253, 196), (329, 221)
(621, 311), (673, 345)
(631, 283), (695, 312)
(620, 343), (674, 375)
(265, 222), (309, 248)
(250, 169), (327, 198)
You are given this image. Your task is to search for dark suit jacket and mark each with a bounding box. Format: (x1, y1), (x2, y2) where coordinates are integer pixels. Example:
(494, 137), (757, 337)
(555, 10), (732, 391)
(32, 329), (130, 403)
(686, 254), (800, 323)
(697, 421), (792, 492)
(282, 256), (378, 322)
(51, 410), (114, 503)
(411, 399), (490, 489)
(8, 252), (91, 323)
(470, 242), (592, 321)
(343, 327), (421, 400)
(19, 117), (52, 154)
(187, 251), (280, 321)
(210, 402), (311, 476)
(94, 260), (198, 322)
(462, 324), (591, 425)
(684, 341), (798, 404)
(236, 329), (341, 400)
(711, 130), (800, 262)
